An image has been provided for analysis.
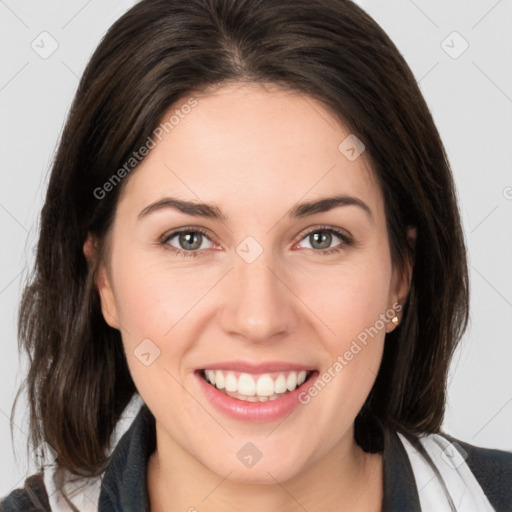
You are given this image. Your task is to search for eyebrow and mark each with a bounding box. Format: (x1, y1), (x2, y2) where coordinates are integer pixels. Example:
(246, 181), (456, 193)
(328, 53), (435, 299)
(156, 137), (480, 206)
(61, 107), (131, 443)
(137, 194), (373, 223)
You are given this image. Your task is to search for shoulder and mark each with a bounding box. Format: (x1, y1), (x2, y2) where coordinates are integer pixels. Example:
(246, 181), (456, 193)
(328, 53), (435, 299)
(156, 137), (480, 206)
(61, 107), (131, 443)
(399, 430), (512, 512)
(445, 434), (512, 511)
(0, 473), (51, 512)
(450, 434), (512, 474)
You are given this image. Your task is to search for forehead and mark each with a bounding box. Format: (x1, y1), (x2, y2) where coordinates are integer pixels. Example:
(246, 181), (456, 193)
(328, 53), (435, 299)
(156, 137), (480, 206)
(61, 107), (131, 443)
(117, 82), (384, 225)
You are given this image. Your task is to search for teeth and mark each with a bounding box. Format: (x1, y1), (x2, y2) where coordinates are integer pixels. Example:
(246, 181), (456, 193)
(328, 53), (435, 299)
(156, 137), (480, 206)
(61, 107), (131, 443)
(274, 374), (287, 393)
(205, 370), (216, 385)
(286, 372), (297, 391)
(256, 375), (274, 397)
(203, 369), (311, 399)
(215, 370), (225, 390)
(225, 373), (238, 392)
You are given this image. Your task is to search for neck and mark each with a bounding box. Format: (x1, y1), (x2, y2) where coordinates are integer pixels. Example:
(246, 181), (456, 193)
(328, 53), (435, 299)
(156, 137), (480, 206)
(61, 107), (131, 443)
(147, 421), (383, 512)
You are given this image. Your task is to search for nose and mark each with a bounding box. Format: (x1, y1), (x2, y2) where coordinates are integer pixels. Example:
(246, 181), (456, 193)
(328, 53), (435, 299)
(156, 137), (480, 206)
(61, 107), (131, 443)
(218, 250), (298, 344)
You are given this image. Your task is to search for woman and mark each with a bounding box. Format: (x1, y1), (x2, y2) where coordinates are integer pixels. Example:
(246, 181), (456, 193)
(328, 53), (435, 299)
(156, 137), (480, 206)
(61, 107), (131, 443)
(1, 0), (511, 511)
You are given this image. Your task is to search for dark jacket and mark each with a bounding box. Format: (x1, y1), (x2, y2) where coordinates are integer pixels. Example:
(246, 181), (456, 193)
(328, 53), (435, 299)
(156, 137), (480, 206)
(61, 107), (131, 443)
(1, 403), (511, 511)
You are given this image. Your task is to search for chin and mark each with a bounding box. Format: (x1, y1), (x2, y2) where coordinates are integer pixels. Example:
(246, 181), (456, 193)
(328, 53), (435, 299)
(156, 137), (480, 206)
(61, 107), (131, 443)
(199, 447), (311, 485)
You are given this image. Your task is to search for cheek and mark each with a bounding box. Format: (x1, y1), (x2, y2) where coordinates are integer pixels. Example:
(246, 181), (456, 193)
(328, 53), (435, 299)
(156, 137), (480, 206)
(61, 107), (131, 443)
(295, 248), (393, 354)
(107, 248), (224, 397)
(111, 235), (392, 353)
(109, 247), (212, 338)
(292, 247), (392, 420)
(110, 256), (202, 400)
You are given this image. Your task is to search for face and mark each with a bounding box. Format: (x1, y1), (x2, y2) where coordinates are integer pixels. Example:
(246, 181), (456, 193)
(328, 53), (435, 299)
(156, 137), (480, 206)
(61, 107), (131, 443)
(91, 82), (410, 484)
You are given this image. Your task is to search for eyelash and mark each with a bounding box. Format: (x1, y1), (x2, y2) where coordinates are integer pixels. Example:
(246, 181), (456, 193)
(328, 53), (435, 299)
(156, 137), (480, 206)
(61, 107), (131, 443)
(158, 225), (354, 258)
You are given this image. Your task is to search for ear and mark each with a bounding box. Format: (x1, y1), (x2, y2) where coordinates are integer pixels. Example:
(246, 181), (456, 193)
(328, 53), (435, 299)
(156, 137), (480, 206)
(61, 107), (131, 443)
(83, 234), (120, 330)
(386, 226), (416, 332)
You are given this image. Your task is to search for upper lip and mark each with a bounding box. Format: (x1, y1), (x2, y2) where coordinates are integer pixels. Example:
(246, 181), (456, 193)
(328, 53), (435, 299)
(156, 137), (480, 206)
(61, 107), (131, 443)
(197, 360), (317, 374)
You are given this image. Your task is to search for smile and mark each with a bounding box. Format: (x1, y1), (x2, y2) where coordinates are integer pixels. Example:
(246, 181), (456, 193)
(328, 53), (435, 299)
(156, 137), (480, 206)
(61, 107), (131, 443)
(201, 369), (313, 402)
(195, 366), (318, 422)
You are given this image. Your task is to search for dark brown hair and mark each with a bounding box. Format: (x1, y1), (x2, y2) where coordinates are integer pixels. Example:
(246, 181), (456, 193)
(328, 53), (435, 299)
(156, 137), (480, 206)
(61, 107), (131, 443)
(11, 0), (469, 504)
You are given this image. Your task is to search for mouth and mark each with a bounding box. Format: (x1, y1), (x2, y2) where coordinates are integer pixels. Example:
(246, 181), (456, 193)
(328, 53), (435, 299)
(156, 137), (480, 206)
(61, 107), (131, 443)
(197, 368), (317, 402)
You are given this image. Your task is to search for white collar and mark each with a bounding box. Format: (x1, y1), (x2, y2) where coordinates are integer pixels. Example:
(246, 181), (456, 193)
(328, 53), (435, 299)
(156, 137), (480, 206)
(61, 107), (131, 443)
(398, 432), (496, 511)
(43, 395), (144, 511)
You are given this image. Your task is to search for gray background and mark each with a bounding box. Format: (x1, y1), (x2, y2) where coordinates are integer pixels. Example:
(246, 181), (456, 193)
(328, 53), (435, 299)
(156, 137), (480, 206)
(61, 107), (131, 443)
(1, 0), (511, 498)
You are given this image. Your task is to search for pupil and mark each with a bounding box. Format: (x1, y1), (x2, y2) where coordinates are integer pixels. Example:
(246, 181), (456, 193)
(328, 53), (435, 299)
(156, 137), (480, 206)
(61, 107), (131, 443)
(180, 232), (201, 250)
(311, 231), (331, 249)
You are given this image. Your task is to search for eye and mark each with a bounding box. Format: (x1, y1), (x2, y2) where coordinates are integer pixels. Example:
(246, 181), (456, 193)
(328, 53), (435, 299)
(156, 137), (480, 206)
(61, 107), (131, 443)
(159, 225), (354, 258)
(295, 226), (353, 255)
(159, 227), (215, 258)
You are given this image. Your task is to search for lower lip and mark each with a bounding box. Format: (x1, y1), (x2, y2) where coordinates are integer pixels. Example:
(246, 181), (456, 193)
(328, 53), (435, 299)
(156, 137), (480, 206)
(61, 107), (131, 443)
(195, 371), (318, 423)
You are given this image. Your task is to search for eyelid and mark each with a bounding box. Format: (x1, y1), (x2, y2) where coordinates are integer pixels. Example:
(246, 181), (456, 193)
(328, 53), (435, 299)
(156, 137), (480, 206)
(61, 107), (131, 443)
(158, 225), (219, 249)
(296, 224), (352, 241)
(293, 224), (353, 250)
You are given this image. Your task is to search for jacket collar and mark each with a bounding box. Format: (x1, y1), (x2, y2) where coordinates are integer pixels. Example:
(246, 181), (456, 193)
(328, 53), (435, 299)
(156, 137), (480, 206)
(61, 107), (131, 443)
(98, 402), (156, 511)
(98, 403), (421, 511)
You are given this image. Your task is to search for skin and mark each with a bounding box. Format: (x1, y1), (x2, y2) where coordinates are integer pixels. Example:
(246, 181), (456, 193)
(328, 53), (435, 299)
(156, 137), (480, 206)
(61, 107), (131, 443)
(87, 82), (412, 512)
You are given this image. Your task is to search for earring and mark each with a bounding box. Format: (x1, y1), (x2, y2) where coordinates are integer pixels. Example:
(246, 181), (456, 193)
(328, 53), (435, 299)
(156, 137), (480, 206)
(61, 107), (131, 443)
(386, 311), (400, 333)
